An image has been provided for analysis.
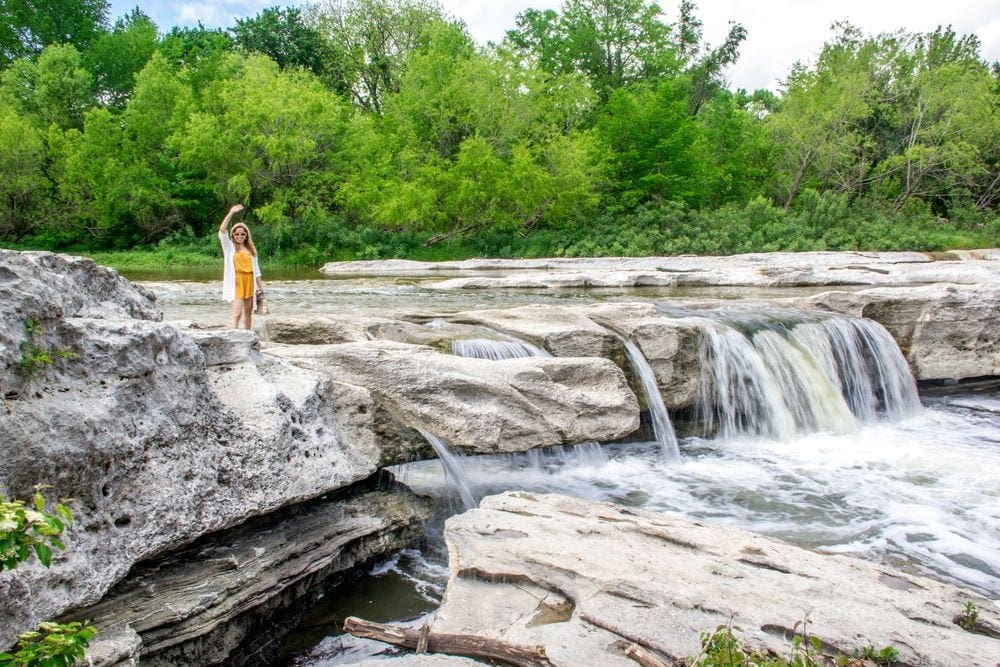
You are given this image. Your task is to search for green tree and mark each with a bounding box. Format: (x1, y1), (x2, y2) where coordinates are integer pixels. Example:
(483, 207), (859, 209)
(171, 54), (349, 244)
(0, 0), (109, 67)
(157, 24), (235, 97)
(0, 44), (95, 130)
(233, 6), (330, 77)
(597, 79), (708, 206)
(307, 0), (451, 112)
(504, 0), (680, 101)
(84, 7), (159, 108)
(0, 104), (51, 240)
(355, 23), (604, 238)
(767, 24), (875, 208)
(697, 89), (775, 207)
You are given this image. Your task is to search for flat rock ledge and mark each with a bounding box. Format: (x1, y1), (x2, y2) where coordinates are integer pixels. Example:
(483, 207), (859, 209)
(426, 493), (999, 666)
(319, 250), (1000, 289)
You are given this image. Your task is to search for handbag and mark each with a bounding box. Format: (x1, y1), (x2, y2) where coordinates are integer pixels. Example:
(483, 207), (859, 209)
(255, 290), (268, 315)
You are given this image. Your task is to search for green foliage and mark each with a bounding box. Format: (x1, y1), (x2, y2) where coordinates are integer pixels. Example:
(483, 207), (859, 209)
(859, 644), (900, 665)
(957, 601), (980, 631)
(0, 620), (97, 667)
(84, 8), (159, 109)
(691, 618), (899, 667)
(233, 7), (330, 77)
(307, 0), (452, 113)
(0, 488), (97, 666)
(0, 2), (995, 260)
(18, 318), (77, 382)
(0, 0), (109, 67)
(0, 488), (73, 570)
(503, 0), (682, 101)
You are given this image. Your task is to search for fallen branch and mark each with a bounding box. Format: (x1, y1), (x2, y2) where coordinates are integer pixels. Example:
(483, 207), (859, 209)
(343, 616), (556, 667)
(625, 642), (675, 667)
(580, 612), (684, 665)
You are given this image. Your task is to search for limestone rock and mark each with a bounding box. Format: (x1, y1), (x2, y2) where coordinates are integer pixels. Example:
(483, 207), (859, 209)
(319, 251), (1000, 289)
(265, 340), (640, 453)
(584, 302), (704, 409)
(432, 492), (1000, 666)
(0, 253), (384, 648)
(80, 485), (434, 666)
(263, 314), (424, 346)
(450, 304), (617, 358)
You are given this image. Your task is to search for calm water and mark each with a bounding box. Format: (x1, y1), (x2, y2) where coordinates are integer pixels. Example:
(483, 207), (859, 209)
(131, 275), (1000, 664)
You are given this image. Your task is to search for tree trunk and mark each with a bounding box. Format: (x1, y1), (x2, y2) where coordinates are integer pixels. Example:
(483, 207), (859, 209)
(343, 616), (556, 667)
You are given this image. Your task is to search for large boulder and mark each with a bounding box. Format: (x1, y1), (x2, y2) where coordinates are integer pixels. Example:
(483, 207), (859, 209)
(806, 284), (1000, 381)
(431, 492), (1000, 666)
(0, 252), (384, 648)
(265, 340), (640, 453)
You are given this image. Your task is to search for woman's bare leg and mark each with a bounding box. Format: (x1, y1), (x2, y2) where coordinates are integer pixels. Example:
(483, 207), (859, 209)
(242, 299), (254, 329)
(231, 298), (244, 329)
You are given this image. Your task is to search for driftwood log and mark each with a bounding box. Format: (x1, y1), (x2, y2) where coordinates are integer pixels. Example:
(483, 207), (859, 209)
(343, 616), (556, 667)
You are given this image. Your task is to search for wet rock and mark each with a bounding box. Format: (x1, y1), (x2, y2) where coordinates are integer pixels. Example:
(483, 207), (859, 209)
(432, 492), (1000, 666)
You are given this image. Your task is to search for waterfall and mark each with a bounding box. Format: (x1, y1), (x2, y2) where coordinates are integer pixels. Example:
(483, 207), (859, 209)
(688, 309), (921, 441)
(791, 317), (922, 420)
(451, 338), (551, 360)
(619, 336), (681, 462)
(416, 428), (478, 511)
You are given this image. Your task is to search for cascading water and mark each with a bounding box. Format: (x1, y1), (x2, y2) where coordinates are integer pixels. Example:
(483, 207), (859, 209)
(683, 309), (922, 441)
(451, 337), (551, 360)
(618, 336), (681, 462)
(413, 428), (478, 511)
(791, 316), (922, 421)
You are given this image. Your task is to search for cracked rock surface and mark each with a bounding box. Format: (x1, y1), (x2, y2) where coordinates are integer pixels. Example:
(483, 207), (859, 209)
(433, 492), (1000, 666)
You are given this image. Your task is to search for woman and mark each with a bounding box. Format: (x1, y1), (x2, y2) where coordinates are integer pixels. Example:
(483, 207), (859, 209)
(218, 204), (264, 329)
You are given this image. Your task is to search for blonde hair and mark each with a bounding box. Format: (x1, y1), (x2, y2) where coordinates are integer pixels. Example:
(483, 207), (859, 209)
(229, 222), (257, 257)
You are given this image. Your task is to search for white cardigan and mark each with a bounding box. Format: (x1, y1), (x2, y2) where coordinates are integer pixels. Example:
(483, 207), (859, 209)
(219, 231), (261, 302)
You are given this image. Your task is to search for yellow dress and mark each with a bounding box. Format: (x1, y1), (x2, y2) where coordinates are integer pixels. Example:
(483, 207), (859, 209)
(233, 252), (255, 299)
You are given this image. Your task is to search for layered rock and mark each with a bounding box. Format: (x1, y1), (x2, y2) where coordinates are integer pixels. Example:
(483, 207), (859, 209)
(265, 340), (640, 453)
(80, 483), (433, 665)
(431, 492), (1000, 665)
(0, 252), (386, 648)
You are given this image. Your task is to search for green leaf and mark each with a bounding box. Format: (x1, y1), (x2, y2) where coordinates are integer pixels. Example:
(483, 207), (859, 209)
(34, 543), (52, 567)
(55, 504), (73, 525)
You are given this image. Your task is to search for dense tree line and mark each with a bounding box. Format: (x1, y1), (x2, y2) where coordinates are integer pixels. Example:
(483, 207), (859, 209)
(0, 0), (997, 264)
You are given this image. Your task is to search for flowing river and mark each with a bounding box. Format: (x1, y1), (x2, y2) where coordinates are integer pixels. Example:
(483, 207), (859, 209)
(134, 271), (1000, 664)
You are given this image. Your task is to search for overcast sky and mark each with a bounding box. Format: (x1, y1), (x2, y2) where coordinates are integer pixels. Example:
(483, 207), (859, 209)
(109, 0), (1000, 92)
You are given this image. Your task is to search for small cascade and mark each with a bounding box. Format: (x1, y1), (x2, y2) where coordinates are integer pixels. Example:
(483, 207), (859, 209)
(415, 428), (478, 511)
(791, 317), (922, 420)
(618, 336), (681, 462)
(512, 442), (609, 471)
(683, 308), (922, 441)
(451, 338), (550, 360)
